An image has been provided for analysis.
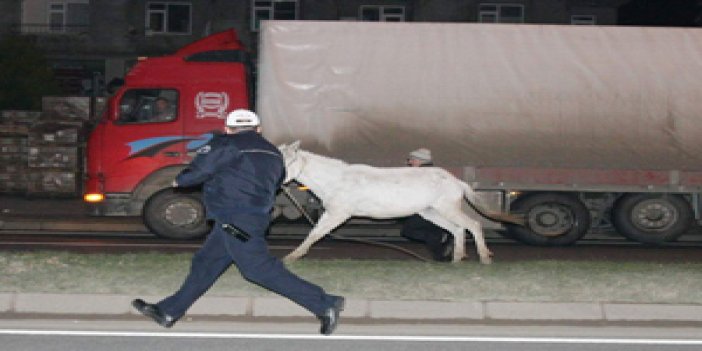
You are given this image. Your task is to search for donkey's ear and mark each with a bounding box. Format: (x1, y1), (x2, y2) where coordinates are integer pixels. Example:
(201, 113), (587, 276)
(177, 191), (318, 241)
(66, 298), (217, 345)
(290, 140), (301, 151)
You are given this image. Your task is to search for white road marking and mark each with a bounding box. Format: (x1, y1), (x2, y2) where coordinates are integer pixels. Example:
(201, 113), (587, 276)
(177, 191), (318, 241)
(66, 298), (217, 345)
(1, 330), (702, 345)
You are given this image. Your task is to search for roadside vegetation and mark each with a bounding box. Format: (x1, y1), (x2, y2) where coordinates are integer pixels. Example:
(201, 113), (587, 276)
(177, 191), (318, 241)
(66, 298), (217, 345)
(2, 251), (702, 304)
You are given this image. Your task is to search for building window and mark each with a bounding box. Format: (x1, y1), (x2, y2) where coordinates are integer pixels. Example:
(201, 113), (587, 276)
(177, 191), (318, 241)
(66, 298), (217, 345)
(49, 3), (65, 31)
(360, 5), (405, 22)
(252, 0), (298, 31)
(146, 2), (192, 35)
(571, 15), (596, 25)
(479, 3), (524, 23)
(47, 1), (89, 33)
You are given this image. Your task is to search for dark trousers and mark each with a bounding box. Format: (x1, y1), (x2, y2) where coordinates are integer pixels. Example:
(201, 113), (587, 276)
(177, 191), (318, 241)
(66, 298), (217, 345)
(401, 214), (453, 261)
(156, 221), (333, 318)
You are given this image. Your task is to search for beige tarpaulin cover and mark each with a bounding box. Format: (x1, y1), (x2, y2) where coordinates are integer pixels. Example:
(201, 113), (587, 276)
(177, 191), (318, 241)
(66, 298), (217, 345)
(258, 21), (702, 170)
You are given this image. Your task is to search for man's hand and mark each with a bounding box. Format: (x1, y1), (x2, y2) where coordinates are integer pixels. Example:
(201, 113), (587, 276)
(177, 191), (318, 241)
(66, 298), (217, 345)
(172, 180), (178, 187)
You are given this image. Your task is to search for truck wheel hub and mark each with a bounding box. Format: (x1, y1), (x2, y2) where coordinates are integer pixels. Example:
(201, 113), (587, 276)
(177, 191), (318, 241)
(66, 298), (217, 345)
(528, 204), (573, 236)
(164, 202), (199, 226)
(633, 201), (676, 230)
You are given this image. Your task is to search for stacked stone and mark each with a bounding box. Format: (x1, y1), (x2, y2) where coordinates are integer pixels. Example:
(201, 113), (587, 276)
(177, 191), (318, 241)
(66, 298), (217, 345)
(1, 97), (94, 197)
(0, 110), (40, 193)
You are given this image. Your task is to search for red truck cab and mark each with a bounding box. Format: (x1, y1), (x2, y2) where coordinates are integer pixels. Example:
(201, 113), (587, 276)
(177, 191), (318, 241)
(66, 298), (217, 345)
(84, 30), (251, 239)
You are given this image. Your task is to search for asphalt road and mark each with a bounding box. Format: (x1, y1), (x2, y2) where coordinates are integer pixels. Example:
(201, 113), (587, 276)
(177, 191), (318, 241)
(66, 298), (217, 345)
(2, 320), (702, 351)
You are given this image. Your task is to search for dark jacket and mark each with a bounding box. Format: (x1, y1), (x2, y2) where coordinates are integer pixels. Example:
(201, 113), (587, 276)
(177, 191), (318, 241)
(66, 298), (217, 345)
(175, 130), (284, 234)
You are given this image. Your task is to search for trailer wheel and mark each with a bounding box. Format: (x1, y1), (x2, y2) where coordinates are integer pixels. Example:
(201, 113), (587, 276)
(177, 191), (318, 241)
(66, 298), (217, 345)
(612, 194), (692, 244)
(505, 193), (590, 246)
(143, 189), (210, 240)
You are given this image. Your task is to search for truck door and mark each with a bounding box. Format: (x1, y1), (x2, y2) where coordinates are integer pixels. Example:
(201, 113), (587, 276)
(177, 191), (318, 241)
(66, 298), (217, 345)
(103, 88), (186, 192)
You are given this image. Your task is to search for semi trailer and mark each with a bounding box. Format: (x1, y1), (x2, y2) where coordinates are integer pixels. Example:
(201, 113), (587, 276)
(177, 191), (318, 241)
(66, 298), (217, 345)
(85, 21), (702, 246)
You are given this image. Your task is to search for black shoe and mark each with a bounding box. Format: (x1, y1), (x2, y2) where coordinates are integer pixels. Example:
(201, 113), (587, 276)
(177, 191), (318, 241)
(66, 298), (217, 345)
(132, 299), (176, 328)
(319, 296), (345, 335)
(434, 236), (454, 262)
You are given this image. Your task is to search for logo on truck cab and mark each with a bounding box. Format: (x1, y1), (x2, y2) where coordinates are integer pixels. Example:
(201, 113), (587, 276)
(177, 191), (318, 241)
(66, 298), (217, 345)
(195, 92), (229, 119)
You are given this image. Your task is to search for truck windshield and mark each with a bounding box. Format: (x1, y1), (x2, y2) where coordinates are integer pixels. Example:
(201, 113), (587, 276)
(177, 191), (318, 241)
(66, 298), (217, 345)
(118, 89), (178, 124)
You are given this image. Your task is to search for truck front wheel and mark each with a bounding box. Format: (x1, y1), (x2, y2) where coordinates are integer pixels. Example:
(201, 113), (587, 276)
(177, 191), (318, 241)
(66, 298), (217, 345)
(505, 193), (590, 246)
(143, 189), (210, 240)
(612, 194), (692, 244)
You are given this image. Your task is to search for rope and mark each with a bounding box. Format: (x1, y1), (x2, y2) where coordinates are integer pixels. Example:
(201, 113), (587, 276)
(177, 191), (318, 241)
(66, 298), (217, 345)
(281, 186), (431, 262)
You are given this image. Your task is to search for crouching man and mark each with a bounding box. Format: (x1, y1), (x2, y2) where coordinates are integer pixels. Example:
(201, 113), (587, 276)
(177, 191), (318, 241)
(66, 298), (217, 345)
(401, 148), (454, 261)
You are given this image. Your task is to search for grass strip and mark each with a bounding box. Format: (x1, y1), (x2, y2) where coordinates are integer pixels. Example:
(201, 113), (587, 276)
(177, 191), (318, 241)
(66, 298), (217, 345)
(1, 251), (701, 304)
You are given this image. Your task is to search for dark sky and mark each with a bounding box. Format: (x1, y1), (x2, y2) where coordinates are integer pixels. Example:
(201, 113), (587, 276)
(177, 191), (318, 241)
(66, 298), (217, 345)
(618, 0), (701, 26)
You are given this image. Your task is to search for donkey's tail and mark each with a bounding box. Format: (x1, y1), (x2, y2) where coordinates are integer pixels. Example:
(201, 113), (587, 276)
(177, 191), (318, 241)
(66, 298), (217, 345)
(459, 181), (525, 226)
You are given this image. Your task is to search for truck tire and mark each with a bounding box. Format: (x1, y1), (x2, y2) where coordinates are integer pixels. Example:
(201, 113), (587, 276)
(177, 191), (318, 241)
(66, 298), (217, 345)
(505, 193), (590, 246)
(612, 194), (692, 244)
(143, 189), (210, 240)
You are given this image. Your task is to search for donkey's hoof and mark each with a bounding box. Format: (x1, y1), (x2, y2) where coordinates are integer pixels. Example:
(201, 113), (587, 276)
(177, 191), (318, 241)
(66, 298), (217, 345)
(479, 256), (493, 265)
(451, 254), (466, 264)
(283, 254), (300, 263)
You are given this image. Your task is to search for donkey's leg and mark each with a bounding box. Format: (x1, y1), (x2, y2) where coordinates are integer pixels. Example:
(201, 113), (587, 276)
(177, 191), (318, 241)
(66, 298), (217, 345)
(433, 205), (493, 264)
(419, 210), (466, 263)
(445, 226), (466, 263)
(284, 211), (350, 262)
(464, 220), (491, 264)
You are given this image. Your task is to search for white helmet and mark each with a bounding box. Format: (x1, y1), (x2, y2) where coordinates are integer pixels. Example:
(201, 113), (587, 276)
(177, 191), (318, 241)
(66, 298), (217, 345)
(226, 109), (260, 127)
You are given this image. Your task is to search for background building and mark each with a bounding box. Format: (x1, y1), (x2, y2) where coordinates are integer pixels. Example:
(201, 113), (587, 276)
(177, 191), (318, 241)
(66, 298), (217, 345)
(0, 0), (675, 97)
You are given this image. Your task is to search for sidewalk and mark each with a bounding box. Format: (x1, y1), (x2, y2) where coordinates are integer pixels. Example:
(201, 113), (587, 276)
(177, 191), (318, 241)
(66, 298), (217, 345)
(2, 293), (702, 324)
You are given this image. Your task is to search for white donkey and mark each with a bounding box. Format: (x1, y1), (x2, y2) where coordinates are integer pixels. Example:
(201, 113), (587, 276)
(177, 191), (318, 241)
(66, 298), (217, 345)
(278, 141), (522, 264)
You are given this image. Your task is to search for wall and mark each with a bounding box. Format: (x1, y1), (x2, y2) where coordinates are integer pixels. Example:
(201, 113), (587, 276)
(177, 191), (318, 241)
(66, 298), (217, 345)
(18, 0), (627, 94)
(0, 0), (21, 36)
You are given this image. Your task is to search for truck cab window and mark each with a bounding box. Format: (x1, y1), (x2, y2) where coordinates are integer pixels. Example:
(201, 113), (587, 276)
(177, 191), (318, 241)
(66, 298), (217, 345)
(118, 89), (178, 124)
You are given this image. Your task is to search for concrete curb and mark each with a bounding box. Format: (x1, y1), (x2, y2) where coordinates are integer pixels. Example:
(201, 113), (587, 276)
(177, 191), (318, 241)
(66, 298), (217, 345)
(2, 293), (702, 323)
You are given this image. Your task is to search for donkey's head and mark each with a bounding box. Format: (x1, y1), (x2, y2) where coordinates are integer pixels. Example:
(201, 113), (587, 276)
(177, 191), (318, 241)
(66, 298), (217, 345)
(278, 140), (303, 184)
